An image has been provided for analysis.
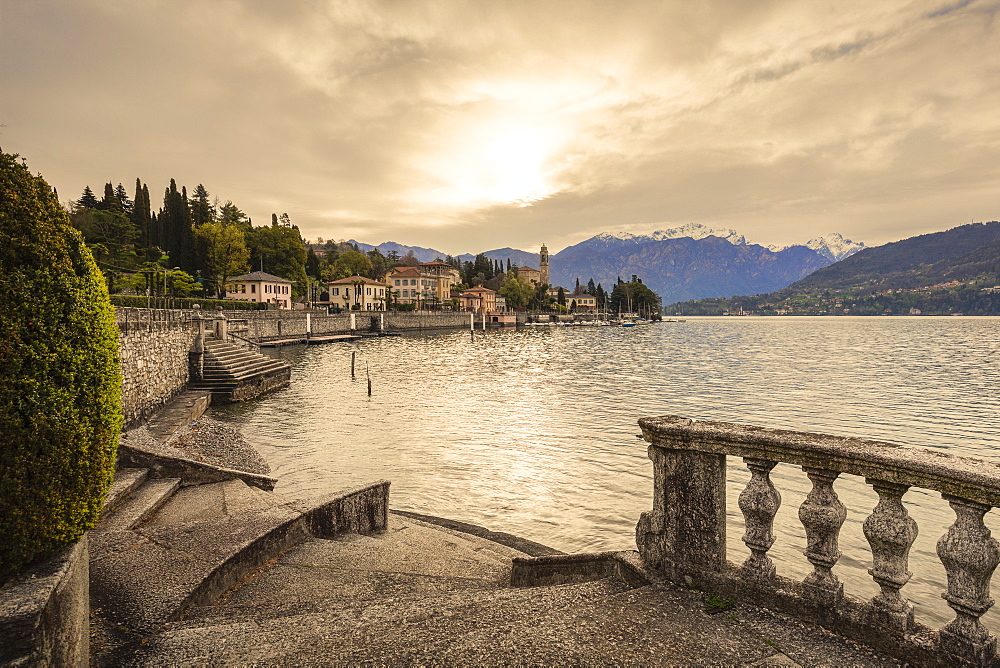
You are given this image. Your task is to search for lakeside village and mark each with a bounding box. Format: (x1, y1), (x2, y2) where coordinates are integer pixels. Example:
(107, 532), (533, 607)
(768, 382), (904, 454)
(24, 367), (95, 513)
(223, 244), (663, 324)
(65, 179), (661, 320)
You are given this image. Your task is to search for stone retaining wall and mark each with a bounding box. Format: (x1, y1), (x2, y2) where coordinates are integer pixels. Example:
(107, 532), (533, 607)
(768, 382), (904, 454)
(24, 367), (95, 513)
(225, 310), (492, 339)
(117, 309), (199, 429)
(0, 536), (90, 666)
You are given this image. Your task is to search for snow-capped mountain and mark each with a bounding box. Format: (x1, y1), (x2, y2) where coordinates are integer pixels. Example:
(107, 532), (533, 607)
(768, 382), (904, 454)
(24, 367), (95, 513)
(805, 233), (866, 262)
(768, 233), (865, 262)
(597, 224), (749, 246)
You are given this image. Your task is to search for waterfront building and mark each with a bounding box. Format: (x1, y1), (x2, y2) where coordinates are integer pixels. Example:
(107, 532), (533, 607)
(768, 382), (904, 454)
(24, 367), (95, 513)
(456, 286), (497, 313)
(224, 271), (293, 310)
(547, 288), (598, 311)
(516, 243), (550, 286)
(387, 262), (461, 308)
(326, 275), (389, 311)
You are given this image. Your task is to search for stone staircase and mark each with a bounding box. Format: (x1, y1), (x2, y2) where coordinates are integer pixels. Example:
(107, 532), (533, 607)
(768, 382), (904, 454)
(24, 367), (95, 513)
(188, 336), (291, 402)
(89, 463), (390, 665)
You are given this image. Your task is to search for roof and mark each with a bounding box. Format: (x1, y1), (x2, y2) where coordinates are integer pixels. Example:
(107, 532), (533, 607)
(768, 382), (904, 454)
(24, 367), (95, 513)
(227, 271), (292, 283)
(419, 261), (453, 267)
(519, 266), (539, 272)
(326, 275), (389, 286)
(387, 267), (422, 277)
(465, 286), (496, 294)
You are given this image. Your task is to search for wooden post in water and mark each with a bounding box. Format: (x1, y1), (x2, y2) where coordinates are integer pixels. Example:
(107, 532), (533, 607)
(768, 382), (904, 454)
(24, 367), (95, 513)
(351, 351), (356, 379)
(366, 363), (372, 396)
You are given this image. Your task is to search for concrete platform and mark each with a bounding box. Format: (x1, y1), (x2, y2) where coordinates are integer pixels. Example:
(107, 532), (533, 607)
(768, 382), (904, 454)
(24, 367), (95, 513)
(144, 390), (211, 442)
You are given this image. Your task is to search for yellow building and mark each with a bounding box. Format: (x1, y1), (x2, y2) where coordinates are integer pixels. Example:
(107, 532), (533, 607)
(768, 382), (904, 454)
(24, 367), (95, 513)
(326, 276), (389, 311)
(225, 271), (294, 310)
(387, 262), (461, 308)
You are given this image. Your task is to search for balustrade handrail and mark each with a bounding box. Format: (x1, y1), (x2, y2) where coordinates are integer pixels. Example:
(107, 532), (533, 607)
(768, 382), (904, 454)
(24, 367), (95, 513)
(637, 414), (1000, 667)
(639, 415), (1000, 507)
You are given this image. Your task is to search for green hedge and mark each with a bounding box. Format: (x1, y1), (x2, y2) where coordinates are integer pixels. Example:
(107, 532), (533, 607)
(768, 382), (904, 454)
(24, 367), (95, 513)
(110, 295), (269, 310)
(0, 152), (123, 579)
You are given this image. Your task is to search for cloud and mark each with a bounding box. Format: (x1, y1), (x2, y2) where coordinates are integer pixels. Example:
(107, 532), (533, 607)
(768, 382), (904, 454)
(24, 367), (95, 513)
(2, 0), (998, 255)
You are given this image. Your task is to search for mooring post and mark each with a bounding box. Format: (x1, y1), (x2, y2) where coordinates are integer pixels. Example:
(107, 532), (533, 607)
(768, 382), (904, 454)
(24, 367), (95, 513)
(351, 351), (356, 379)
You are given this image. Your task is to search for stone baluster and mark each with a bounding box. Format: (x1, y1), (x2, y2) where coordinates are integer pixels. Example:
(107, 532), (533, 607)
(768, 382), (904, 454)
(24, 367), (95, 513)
(739, 458), (781, 582)
(798, 467), (847, 605)
(863, 479), (917, 632)
(936, 495), (1000, 666)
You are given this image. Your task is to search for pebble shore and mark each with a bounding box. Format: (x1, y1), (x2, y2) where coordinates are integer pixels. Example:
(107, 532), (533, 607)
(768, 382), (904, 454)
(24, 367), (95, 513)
(120, 418), (270, 475)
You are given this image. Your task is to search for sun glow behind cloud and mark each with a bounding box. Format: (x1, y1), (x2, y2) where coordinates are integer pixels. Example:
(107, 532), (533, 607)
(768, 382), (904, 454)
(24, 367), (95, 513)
(414, 110), (577, 210)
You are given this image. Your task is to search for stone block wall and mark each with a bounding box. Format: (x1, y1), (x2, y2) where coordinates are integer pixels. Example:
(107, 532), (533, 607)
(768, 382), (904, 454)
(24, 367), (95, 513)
(384, 312), (473, 331)
(225, 310), (479, 339)
(117, 309), (198, 428)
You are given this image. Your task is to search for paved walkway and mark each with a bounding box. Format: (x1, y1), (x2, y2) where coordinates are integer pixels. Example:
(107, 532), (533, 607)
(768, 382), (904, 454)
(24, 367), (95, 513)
(104, 513), (898, 666)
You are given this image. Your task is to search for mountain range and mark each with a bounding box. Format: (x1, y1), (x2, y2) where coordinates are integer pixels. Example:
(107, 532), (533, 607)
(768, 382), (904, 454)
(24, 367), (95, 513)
(350, 225), (865, 305)
(675, 221), (1000, 316)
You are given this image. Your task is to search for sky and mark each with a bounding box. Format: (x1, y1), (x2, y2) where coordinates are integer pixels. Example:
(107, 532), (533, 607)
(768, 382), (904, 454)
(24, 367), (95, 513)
(2, 0), (999, 255)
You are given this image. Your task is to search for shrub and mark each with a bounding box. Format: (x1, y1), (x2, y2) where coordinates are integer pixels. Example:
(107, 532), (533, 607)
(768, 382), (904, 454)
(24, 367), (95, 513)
(0, 153), (122, 579)
(109, 295), (269, 310)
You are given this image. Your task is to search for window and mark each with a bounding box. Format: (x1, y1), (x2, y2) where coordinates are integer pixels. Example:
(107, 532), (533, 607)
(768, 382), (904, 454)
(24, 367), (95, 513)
(332, 288), (339, 296)
(366, 287), (371, 295)
(251, 285), (256, 293)
(394, 280), (400, 286)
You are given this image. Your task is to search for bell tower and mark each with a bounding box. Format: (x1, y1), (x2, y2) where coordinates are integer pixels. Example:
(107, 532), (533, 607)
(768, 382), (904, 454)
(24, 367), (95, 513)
(539, 244), (549, 286)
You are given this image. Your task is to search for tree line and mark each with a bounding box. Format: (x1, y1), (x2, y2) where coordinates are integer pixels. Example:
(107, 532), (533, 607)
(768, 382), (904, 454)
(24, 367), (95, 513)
(70, 179), (307, 300)
(67, 178), (662, 313)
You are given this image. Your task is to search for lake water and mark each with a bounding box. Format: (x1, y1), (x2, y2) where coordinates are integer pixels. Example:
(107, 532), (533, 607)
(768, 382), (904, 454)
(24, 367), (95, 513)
(210, 316), (1000, 628)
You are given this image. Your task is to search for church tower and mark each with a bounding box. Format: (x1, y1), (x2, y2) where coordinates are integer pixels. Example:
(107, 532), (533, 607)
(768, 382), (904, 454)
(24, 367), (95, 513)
(539, 243), (549, 286)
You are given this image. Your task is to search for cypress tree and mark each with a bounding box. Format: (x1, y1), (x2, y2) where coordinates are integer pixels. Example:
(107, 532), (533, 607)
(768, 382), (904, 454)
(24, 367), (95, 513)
(99, 182), (118, 212)
(132, 178), (151, 247)
(178, 186), (195, 271)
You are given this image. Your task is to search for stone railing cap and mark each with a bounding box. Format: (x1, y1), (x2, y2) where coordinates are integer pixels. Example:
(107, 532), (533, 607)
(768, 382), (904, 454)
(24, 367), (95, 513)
(639, 415), (1000, 506)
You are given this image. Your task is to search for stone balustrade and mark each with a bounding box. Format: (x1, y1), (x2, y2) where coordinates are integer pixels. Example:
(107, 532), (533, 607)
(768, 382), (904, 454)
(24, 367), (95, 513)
(637, 415), (1000, 667)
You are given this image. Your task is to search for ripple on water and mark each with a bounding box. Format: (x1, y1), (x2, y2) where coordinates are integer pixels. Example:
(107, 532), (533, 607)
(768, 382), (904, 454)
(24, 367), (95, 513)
(212, 316), (1000, 629)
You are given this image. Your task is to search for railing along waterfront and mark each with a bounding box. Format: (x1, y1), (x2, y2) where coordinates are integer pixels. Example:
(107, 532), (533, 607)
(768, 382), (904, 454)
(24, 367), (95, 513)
(637, 416), (1000, 667)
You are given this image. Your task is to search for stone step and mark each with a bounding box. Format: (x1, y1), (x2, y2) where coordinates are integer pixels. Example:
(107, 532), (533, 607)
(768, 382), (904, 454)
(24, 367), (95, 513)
(202, 359), (287, 375)
(98, 477), (182, 532)
(102, 468), (149, 517)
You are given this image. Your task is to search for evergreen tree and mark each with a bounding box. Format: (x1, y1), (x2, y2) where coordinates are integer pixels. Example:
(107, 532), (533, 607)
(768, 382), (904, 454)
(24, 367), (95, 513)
(149, 211), (160, 249)
(189, 184), (214, 226)
(77, 185), (99, 209)
(131, 178), (151, 247)
(587, 278), (596, 296)
(114, 183), (132, 216)
(99, 183), (119, 212)
(160, 179), (196, 272)
(218, 201), (249, 228)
